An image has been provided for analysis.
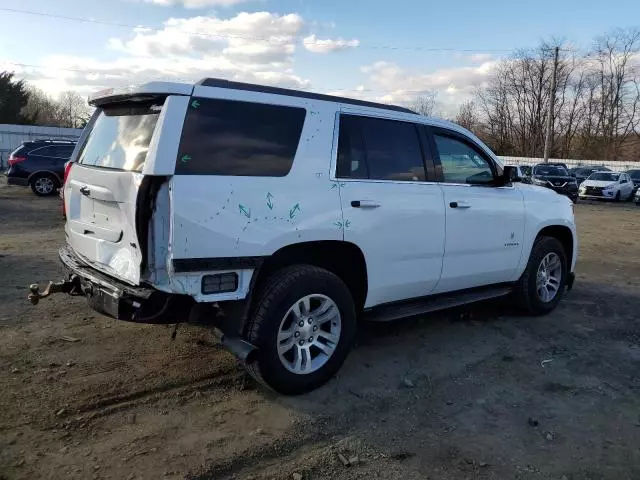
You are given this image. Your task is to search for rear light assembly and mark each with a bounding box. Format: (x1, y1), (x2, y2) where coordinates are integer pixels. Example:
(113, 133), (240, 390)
(8, 155), (26, 166)
(62, 161), (74, 217)
(63, 161), (74, 184)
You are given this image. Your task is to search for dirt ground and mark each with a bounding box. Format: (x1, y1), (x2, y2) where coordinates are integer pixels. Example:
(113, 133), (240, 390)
(1, 181), (639, 480)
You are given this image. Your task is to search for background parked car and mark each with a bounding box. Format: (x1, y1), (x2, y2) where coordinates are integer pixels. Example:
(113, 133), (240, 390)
(5, 140), (76, 196)
(528, 163), (579, 202)
(519, 165), (532, 178)
(579, 171), (635, 201)
(572, 166), (611, 185)
(623, 169), (640, 197)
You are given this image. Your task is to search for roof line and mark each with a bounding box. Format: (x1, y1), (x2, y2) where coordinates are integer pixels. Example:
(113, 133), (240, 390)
(196, 78), (416, 114)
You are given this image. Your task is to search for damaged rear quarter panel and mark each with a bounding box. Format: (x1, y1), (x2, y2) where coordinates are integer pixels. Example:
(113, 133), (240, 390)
(167, 96), (343, 300)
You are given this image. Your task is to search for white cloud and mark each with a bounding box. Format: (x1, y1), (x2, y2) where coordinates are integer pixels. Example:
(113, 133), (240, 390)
(17, 12), (311, 98)
(303, 34), (359, 53)
(468, 53), (494, 63)
(142, 0), (249, 8)
(360, 60), (499, 115)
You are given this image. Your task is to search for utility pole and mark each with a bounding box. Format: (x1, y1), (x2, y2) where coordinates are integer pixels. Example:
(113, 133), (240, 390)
(543, 46), (560, 163)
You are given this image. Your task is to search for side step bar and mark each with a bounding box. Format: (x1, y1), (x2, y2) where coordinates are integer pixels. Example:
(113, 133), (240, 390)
(364, 285), (513, 322)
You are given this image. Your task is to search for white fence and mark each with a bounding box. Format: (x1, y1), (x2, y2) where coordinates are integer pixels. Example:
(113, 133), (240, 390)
(0, 124), (83, 169)
(499, 156), (640, 172)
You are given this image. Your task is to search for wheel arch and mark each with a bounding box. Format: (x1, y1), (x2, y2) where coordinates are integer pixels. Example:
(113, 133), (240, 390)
(27, 170), (63, 185)
(220, 240), (368, 335)
(257, 240), (368, 311)
(535, 224), (574, 268)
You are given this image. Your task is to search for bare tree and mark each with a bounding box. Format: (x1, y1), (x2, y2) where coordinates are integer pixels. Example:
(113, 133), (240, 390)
(455, 100), (478, 132)
(410, 92), (438, 116)
(589, 28), (640, 159)
(21, 87), (60, 126)
(56, 91), (92, 128)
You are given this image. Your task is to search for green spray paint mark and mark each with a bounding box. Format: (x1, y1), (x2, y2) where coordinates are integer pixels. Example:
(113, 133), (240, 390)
(344, 220), (351, 228)
(266, 192), (274, 210)
(191, 99), (200, 109)
(180, 155), (191, 164)
(239, 204), (251, 218)
(289, 203), (300, 219)
(334, 221), (343, 229)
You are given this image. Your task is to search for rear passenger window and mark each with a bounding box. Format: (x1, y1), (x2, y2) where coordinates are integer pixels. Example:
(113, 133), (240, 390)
(176, 98), (306, 176)
(336, 115), (426, 181)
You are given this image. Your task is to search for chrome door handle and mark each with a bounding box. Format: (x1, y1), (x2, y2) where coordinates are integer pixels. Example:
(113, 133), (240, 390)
(449, 201), (471, 209)
(351, 200), (380, 208)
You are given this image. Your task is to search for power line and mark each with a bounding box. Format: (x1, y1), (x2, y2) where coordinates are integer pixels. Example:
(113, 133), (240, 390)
(0, 7), (513, 53)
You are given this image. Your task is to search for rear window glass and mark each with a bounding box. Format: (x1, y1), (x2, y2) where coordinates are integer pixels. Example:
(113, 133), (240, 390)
(77, 103), (161, 172)
(176, 98), (306, 176)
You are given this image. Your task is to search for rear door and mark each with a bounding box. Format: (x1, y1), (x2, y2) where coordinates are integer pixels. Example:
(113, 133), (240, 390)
(336, 112), (446, 307)
(64, 99), (172, 285)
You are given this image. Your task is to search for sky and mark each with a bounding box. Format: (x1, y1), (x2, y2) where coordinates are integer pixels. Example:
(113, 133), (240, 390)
(1, 0), (638, 115)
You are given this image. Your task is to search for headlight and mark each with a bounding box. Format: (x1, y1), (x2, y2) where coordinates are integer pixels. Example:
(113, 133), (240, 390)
(532, 178), (546, 186)
(602, 183), (616, 191)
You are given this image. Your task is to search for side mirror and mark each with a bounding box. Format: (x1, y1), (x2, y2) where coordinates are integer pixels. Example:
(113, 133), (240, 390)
(500, 165), (522, 186)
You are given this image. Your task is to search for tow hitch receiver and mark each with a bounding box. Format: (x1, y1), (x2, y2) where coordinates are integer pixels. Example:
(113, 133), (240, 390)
(28, 277), (82, 305)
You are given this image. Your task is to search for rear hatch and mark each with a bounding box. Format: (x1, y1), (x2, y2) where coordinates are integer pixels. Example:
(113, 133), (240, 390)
(64, 100), (165, 285)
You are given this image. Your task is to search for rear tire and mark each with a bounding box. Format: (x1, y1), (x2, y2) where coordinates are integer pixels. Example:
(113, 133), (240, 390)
(513, 236), (567, 315)
(30, 173), (59, 197)
(245, 265), (357, 395)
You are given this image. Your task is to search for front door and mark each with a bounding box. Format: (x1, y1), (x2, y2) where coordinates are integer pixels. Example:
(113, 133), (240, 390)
(335, 113), (446, 307)
(429, 127), (525, 294)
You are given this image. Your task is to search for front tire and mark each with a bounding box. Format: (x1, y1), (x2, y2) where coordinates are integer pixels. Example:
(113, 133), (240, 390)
(614, 191), (621, 202)
(513, 237), (567, 315)
(30, 173), (59, 197)
(245, 265), (357, 395)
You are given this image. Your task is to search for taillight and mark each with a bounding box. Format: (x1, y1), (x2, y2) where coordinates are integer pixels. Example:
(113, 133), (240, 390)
(63, 161), (74, 184)
(8, 155), (26, 166)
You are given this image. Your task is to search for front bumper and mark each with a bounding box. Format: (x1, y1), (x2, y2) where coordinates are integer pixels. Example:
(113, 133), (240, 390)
(579, 192), (616, 200)
(52, 245), (193, 323)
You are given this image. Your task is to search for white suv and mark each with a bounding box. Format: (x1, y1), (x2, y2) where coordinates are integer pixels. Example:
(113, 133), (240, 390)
(29, 79), (577, 394)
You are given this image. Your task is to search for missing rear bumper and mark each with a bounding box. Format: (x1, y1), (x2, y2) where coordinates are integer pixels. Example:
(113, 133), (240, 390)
(28, 246), (192, 324)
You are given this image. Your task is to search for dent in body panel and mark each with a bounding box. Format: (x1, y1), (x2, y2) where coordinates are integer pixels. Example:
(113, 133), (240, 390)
(168, 98), (343, 294)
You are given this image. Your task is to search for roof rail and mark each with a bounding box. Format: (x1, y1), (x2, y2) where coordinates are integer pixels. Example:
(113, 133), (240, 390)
(32, 139), (77, 144)
(196, 78), (416, 114)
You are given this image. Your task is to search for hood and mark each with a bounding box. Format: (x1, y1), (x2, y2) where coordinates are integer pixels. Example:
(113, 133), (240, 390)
(517, 183), (573, 202)
(580, 179), (617, 188)
(532, 175), (575, 184)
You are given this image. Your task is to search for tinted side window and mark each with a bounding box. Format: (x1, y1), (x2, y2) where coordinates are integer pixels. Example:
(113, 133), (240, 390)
(336, 116), (368, 179)
(176, 98), (306, 176)
(30, 146), (57, 157)
(433, 133), (495, 185)
(55, 145), (75, 158)
(336, 115), (425, 181)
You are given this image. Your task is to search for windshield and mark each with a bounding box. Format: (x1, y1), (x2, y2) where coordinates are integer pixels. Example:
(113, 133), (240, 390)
(533, 165), (568, 176)
(77, 103), (162, 172)
(588, 172), (618, 182)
